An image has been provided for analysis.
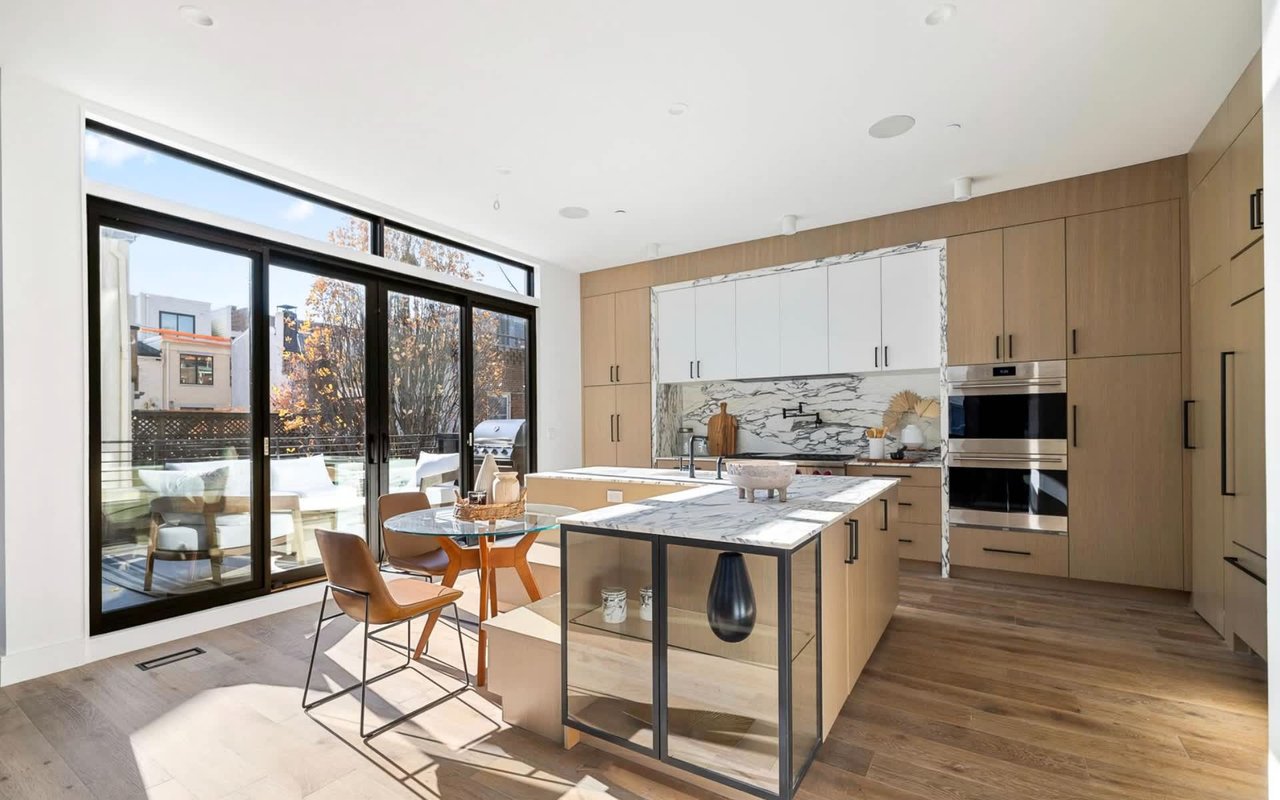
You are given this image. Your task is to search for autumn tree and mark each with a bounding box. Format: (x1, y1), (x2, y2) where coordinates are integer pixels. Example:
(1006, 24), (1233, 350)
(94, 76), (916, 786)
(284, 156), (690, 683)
(271, 219), (523, 457)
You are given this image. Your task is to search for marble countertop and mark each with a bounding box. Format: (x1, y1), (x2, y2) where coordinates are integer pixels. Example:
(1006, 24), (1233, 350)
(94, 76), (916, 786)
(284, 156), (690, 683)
(548, 469), (899, 551)
(526, 466), (727, 486)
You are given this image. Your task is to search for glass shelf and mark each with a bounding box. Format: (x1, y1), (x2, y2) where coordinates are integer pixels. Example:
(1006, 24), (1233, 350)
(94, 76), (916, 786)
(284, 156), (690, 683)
(570, 600), (815, 667)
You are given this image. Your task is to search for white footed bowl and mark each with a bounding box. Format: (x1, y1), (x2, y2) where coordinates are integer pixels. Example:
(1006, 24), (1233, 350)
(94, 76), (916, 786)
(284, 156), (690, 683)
(725, 460), (796, 502)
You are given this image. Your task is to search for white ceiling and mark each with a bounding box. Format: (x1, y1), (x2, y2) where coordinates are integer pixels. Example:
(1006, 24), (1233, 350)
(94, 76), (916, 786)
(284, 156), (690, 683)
(0, 1), (1260, 272)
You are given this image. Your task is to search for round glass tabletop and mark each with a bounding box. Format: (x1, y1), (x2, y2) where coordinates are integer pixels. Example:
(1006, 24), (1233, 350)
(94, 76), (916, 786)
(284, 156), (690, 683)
(383, 504), (571, 541)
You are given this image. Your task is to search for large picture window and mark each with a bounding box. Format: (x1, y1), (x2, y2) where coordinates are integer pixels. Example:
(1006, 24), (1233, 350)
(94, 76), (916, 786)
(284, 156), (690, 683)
(89, 198), (536, 634)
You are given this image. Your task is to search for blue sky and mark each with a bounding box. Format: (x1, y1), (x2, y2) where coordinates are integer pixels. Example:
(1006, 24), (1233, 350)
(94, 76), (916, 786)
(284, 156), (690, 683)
(86, 130), (527, 300)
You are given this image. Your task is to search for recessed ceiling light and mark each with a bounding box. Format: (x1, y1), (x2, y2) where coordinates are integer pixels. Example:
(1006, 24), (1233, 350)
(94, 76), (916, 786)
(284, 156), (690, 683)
(614, 209), (627, 215)
(559, 206), (589, 219)
(868, 115), (916, 139)
(668, 102), (689, 116)
(179, 5), (214, 27)
(945, 122), (963, 131)
(925, 4), (956, 26)
(781, 215), (798, 236)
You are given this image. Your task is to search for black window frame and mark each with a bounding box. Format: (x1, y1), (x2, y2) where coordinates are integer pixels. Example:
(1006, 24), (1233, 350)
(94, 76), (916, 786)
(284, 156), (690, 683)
(88, 195), (538, 635)
(85, 121), (536, 297)
(158, 311), (196, 333)
(177, 353), (215, 386)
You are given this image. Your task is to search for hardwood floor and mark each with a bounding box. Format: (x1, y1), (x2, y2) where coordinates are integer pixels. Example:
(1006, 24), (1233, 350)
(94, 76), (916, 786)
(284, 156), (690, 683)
(0, 567), (1266, 799)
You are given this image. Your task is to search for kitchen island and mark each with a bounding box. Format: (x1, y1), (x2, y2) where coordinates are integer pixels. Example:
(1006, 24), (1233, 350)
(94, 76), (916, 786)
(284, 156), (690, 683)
(526, 468), (900, 800)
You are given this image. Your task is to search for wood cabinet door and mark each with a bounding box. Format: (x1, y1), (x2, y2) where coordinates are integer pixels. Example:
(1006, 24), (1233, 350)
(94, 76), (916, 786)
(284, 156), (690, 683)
(581, 294), (617, 387)
(1003, 219), (1066, 362)
(582, 386), (617, 467)
(945, 229), (1004, 365)
(1066, 201), (1181, 359)
(1226, 289), (1265, 558)
(779, 267), (830, 377)
(881, 250), (942, 371)
(613, 383), (653, 468)
(1067, 354), (1184, 588)
(656, 288), (697, 383)
(845, 513), (870, 688)
(693, 282), (736, 380)
(828, 257), (882, 373)
(734, 274), (781, 379)
(1229, 112), (1263, 257)
(1190, 160), (1230, 286)
(1189, 267), (1228, 633)
(820, 522), (850, 735)
(613, 288), (652, 385)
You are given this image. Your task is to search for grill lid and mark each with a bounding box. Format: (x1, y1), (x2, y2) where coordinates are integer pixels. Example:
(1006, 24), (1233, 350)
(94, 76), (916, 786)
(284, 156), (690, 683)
(473, 418), (527, 444)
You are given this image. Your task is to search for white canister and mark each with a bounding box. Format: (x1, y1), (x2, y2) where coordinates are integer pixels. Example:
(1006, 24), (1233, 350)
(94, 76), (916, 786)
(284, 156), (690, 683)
(491, 471), (521, 504)
(601, 587), (628, 624)
(900, 423), (925, 449)
(868, 437), (886, 460)
(639, 586), (653, 622)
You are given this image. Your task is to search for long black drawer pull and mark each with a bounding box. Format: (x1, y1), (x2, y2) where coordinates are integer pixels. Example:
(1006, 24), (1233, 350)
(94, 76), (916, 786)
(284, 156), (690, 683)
(983, 546), (1032, 556)
(898, 538), (913, 544)
(1224, 556), (1266, 585)
(880, 498), (889, 531)
(872, 473), (912, 480)
(845, 519), (860, 564)
(1183, 399), (1196, 450)
(1071, 405), (1078, 448)
(1221, 351), (1236, 497)
(898, 502), (914, 507)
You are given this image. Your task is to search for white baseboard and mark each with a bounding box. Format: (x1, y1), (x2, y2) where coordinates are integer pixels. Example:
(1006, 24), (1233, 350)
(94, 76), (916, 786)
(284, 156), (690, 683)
(0, 583), (325, 686)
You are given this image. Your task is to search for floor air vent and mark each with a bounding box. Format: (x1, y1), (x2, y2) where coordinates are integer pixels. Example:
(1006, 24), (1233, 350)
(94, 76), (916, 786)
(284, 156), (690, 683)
(135, 647), (205, 671)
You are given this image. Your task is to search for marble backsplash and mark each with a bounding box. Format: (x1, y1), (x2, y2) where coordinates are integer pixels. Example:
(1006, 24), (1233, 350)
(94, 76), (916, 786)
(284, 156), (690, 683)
(655, 370), (943, 456)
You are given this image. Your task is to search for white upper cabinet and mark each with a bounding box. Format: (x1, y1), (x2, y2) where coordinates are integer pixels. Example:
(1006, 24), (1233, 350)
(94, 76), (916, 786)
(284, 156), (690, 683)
(779, 267), (830, 376)
(657, 287), (697, 382)
(828, 257), (882, 373)
(880, 250), (941, 371)
(735, 275), (781, 379)
(693, 283), (737, 380)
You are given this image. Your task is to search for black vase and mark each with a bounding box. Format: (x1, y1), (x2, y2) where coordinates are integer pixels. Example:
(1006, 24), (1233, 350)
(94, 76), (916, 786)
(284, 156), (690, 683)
(706, 552), (756, 643)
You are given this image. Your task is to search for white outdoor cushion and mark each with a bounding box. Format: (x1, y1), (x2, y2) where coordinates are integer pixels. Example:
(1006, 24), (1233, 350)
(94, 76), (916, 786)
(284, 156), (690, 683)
(297, 487), (364, 513)
(155, 525), (203, 552)
(166, 459), (251, 496)
(415, 451), (460, 481)
(139, 469), (203, 498)
(213, 524), (251, 549)
(270, 455), (335, 496)
(214, 511), (296, 539)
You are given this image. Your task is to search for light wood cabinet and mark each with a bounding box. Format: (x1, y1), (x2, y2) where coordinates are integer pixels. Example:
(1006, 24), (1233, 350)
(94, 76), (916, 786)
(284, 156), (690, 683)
(946, 230), (1003, 365)
(949, 528), (1069, 578)
(1066, 201), (1181, 359)
(828, 258), (882, 373)
(1003, 219), (1066, 361)
(820, 519), (851, 732)
(582, 289), (651, 387)
(1190, 162), (1230, 286)
(1228, 112), (1263, 256)
(1189, 265), (1229, 633)
(581, 384), (652, 467)
(1067, 354), (1184, 589)
(946, 221), (1065, 365)
(881, 250), (941, 371)
(734, 275), (780, 379)
(1226, 288), (1265, 558)
(779, 267), (829, 376)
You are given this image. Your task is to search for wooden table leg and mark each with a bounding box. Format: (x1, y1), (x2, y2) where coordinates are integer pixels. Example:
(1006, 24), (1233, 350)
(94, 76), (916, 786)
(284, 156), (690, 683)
(477, 536), (492, 687)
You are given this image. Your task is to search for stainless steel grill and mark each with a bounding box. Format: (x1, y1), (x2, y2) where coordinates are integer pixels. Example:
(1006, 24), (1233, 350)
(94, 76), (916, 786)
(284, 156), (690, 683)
(472, 418), (528, 476)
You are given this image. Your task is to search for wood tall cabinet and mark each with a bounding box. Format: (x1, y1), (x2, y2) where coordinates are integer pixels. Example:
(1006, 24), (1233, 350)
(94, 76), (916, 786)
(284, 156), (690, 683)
(1189, 267), (1229, 632)
(1066, 201), (1182, 359)
(946, 220), (1065, 365)
(582, 288), (653, 467)
(1067, 354), (1184, 589)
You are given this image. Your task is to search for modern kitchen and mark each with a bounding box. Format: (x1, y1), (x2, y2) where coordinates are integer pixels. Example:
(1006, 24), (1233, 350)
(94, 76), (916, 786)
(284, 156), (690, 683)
(0, 3), (1275, 800)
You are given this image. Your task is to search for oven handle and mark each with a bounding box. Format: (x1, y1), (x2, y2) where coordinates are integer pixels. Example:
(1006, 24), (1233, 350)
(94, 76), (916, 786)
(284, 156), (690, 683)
(948, 455), (1066, 464)
(948, 378), (1065, 390)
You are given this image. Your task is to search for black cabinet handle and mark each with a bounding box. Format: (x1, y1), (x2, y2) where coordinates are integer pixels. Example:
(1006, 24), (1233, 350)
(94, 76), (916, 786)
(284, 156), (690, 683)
(983, 546), (1032, 556)
(1183, 400), (1196, 450)
(615, 413), (621, 442)
(898, 502), (914, 507)
(696, 360), (701, 378)
(1221, 351), (1236, 496)
(1224, 556), (1266, 585)
(880, 498), (889, 531)
(1250, 189), (1264, 231)
(1071, 328), (1077, 355)
(615, 364), (621, 382)
(845, 518), (860, 563)
(874, 347), (879, 368)
(689, 361), (693, 379)
(898, 538), (913, 544)
(1071, 405), (1078, 448)
(995, 335), (1001, 360)
(1007, 334), (1014, 360)
(884, 346), (890, 368)
(872, 473), (911, 480)
(609, 414), (616, 443)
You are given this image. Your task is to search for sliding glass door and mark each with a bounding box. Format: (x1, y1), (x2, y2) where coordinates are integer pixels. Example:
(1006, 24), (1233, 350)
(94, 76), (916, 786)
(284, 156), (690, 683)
(90, 199), (536, 632)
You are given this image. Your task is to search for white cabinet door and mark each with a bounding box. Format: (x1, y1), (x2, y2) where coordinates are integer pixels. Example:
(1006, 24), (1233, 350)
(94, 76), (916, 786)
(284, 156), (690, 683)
(735, 275), (781, 379)
(880, 250), (941, 371)
(779, 267), (830, 376)
(656, 287), (697, 382)
(694, 282), (737, 380)
(828, 258), (882, 373)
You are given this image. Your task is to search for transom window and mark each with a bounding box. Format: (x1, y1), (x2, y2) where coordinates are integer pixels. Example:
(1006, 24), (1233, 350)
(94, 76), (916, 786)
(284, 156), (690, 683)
(158, 311), (196, 333)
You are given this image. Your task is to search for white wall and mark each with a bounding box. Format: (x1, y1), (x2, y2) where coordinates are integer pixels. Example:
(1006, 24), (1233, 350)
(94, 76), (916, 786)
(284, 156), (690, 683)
(1262, 1), (1279, 794)
(0, 70), (583, 683)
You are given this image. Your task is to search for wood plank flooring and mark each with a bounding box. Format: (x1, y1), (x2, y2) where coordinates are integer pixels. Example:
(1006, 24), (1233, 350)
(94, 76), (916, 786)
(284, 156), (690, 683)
(0, 567), (1266, 800)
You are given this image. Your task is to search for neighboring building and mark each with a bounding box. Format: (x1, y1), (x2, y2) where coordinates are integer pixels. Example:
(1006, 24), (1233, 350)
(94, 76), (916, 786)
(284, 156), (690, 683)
(134, 327), (233, 410)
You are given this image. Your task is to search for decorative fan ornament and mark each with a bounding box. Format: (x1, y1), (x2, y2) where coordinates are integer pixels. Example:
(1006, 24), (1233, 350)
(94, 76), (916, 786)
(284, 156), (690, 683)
(883, 390), (939, 432)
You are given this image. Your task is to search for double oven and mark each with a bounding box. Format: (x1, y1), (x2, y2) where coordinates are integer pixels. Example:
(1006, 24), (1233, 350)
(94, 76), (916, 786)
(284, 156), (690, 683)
(946, 361), (1068, 534)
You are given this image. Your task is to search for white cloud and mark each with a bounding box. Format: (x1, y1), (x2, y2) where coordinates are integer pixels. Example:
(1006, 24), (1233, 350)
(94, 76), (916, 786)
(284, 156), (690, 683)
(283, 199), (315, 222)
(84, 133), (148, 167)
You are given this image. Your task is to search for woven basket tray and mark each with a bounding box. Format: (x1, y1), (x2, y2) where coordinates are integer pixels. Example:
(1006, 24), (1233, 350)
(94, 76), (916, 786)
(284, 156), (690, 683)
(453, 489), (527, 522)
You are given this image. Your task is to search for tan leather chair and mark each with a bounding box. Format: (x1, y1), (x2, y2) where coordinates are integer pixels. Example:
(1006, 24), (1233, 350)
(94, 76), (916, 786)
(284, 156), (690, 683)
(302, 529), (469, 739)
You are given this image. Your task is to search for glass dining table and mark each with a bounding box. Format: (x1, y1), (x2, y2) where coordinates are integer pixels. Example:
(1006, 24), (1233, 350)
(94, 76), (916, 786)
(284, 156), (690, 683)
(382, 505), (569, 686)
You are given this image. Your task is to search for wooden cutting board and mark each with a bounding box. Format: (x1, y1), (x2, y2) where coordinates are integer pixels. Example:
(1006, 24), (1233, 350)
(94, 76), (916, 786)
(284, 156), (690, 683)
(707, 402), (738, 456)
